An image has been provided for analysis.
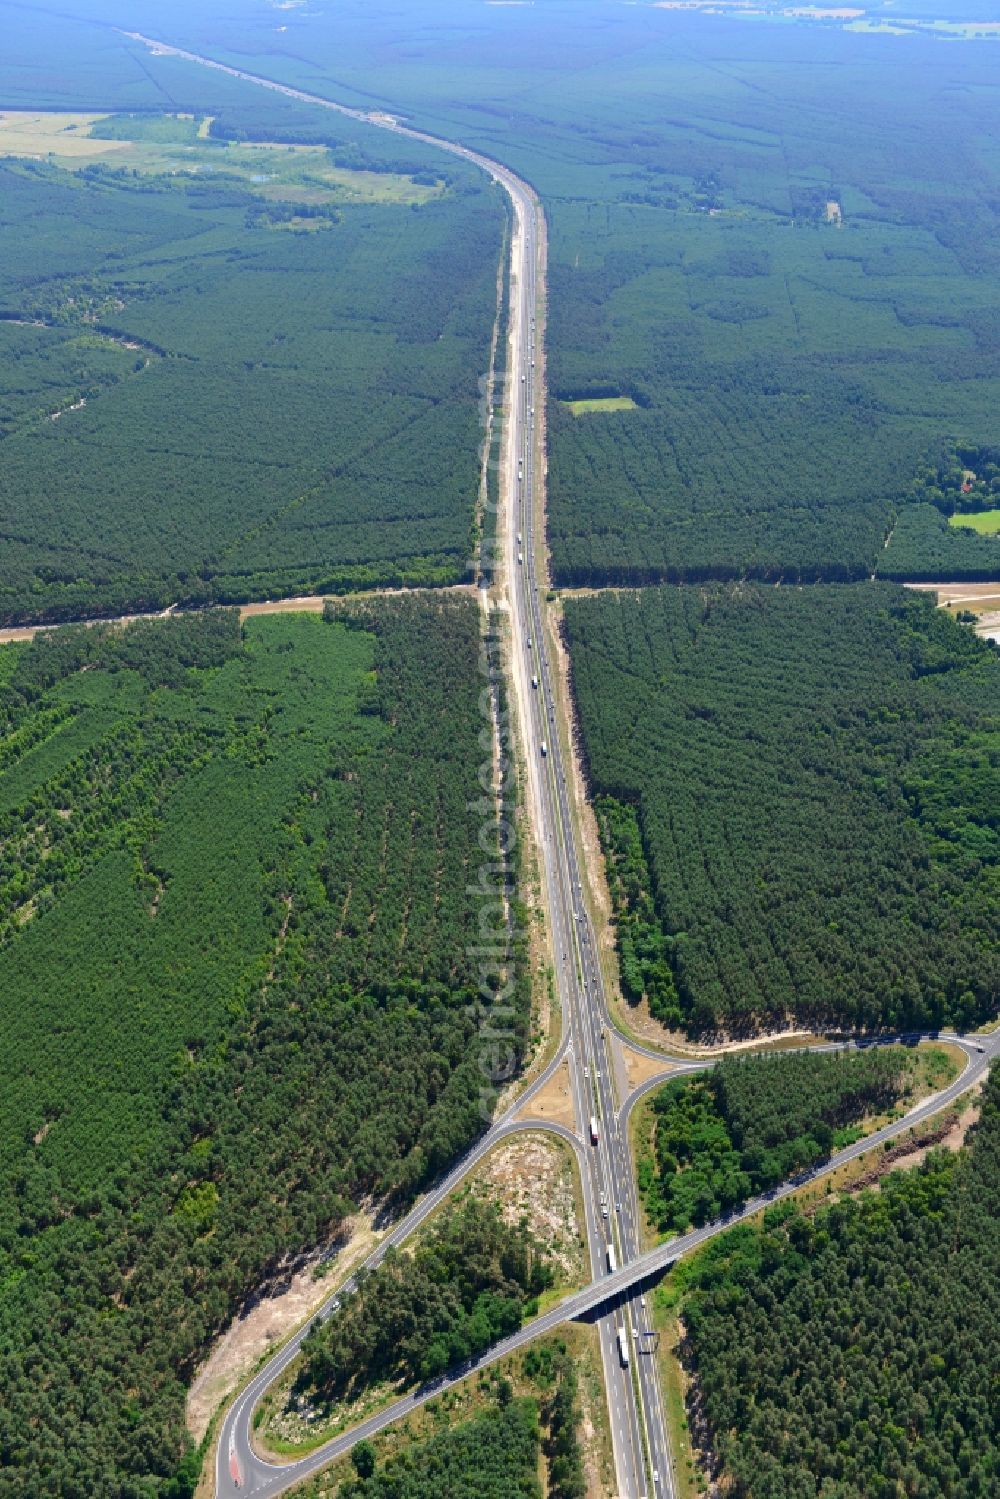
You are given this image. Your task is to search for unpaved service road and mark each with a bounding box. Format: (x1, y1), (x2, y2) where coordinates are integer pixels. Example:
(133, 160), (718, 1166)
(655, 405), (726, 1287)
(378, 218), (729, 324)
(0, 586), (477, 647)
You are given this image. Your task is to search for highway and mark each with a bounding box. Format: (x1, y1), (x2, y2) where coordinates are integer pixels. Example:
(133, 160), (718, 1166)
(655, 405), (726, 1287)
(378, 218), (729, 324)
(117, 34), (999, 1499)
(501, 161), (657, 1499)
(121, 31), (671, 1495)
(208, 1029), (993, 1497)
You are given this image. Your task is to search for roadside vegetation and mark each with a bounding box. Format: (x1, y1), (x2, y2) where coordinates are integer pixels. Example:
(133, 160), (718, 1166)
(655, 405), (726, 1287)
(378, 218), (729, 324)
(292, 1334), (592, 1499)
(0, 597), (529, 1496)
(661, 1064), (1000, 1497)
(261, 1131), (587, 1455)
(298, 1198), (551, 1404)
(635, 1046), (956, 1237)
(566, 583), (1000, 1038)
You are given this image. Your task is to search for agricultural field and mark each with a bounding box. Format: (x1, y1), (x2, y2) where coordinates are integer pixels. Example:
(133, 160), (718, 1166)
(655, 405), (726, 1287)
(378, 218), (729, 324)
(665, 1063), (1000, 1497)
(561, 395), (637, 417)
(0, 110), (444, 204)
(0, 107), (501, 625)
(0, 596), (528, 1496)
(564, 583), (1000, 1037)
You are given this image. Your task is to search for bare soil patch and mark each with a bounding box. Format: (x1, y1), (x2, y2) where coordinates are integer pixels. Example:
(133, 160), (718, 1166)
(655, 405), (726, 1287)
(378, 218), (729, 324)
(880, 1098), (980, 1177)
(614, 988), (823, 1057)
(906, 581), (1000, 609)
(622, 1043), (681, 1093)
(185, 1213), (377, 1443)
(468, 1130), (585, 1284)
(239, 595), (328, 619)
(519, 1059), (576, 1132)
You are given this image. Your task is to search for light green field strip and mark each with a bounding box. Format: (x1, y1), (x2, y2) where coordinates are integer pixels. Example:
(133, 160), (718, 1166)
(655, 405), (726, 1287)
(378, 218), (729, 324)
(0, 110), (443, 204)
(949, 509), (1000, 535)
(564, 396), (638, 416)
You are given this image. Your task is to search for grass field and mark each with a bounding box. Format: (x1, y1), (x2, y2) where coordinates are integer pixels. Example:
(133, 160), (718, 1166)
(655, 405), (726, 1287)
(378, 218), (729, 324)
(0, 110), (124, 156)
(949, 509), (1000, 535)
(0, 110), (443, 204)
(563, 395), (638, 416)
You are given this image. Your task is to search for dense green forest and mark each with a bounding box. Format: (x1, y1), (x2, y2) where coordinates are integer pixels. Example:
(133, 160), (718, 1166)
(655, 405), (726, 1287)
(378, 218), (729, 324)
(566, 583), (1000, 1035)
(881, 505), (1000, 582)
(639, 1048), (912, 1235)
(912, 442), (1000, 520)
(336, 1399), (543, 1499)
(291, 1337), (585, 1499)
(299, 1198), (552, 1401)
(544, 202), (1000, 585)
(0, 596), (528, 1496)
(2, 7), (1000, 1492)
(6, 5), (1000, 593)
(671, 1064), (1000, 1496)
(0, 318), (140, 437)
(0, 143), (502, 624)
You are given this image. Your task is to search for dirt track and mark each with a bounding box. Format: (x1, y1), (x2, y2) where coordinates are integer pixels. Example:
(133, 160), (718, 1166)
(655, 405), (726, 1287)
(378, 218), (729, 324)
(0, 585), (478, 647)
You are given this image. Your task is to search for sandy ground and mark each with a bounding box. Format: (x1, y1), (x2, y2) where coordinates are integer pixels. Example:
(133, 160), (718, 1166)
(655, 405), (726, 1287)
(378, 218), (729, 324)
(519, 1058), (576, 1131)
(545, 601), (618, 984)
(621, 1043), (679, 1092)
(470, 1130), (585, 1282)
(615, 987), (823, 1057)
(884, 1084), (983, 1178)
(238, 595), (328, 619)
(905, 582), (1000, 642)
(186, 1214), (377, 1444)
(0, 585), (478, 647)
(907, 581), (1000, 607)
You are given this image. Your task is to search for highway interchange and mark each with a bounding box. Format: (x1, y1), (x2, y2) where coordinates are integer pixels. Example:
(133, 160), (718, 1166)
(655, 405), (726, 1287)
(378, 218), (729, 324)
(120, 34), (1000, 1499)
